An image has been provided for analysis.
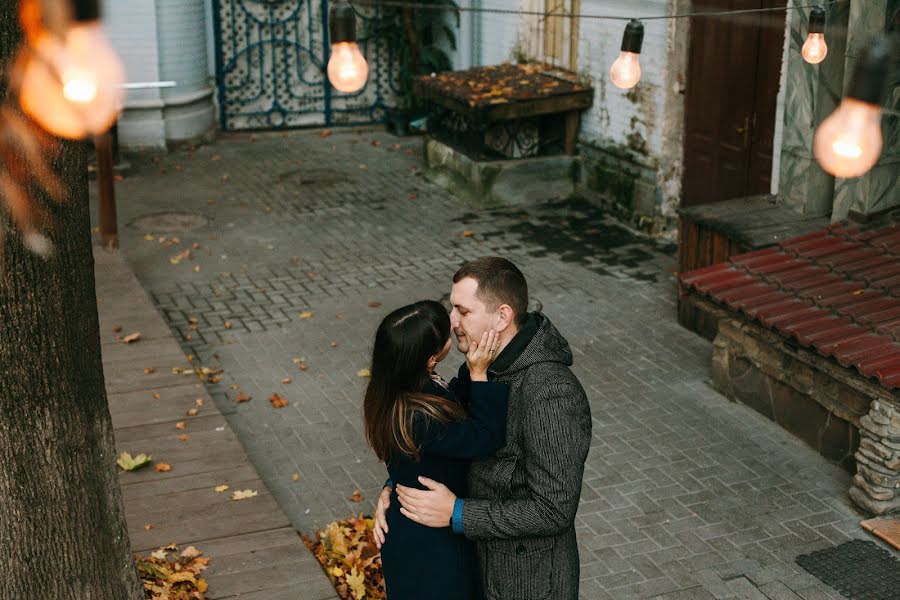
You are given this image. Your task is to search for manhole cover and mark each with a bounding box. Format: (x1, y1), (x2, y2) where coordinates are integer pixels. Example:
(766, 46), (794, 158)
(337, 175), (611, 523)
(129, 211), (209, 232)
(796, 540), (900, 599)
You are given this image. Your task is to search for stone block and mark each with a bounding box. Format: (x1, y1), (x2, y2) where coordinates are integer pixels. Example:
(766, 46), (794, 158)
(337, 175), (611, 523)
(423, 138), (578, 207)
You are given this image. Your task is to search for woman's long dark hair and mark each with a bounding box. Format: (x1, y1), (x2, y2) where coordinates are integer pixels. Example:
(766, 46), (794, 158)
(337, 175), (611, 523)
(364, 300), (465, 463)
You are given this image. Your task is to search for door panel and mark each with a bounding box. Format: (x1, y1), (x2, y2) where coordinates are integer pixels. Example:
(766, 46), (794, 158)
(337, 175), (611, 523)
(682, 0), (786, 207)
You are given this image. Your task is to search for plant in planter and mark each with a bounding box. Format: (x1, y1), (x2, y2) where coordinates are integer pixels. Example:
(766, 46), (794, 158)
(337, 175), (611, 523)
(366, 0), (459, 134)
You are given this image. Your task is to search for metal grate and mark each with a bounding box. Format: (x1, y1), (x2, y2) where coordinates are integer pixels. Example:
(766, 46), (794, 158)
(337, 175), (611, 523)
(796, 540), (900, 600)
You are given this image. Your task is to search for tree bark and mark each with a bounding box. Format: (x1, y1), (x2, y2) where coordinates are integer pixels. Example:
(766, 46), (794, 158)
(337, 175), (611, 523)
(0, 5), (143, 600)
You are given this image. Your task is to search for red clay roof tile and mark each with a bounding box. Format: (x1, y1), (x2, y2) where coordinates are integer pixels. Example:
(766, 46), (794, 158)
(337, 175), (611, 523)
(679, 222), (900, 387)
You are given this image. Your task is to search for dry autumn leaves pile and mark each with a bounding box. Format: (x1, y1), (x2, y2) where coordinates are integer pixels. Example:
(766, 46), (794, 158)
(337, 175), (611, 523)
(416, 62), (589, 108)
(304, 515), (384, 600)
(135, 544), (209, 600)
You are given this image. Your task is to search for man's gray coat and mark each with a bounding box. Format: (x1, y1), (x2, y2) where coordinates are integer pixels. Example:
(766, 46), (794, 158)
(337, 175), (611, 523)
(462, 313), (592, 600)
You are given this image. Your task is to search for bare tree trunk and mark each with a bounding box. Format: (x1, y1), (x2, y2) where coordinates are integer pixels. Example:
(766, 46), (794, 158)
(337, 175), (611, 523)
(0, 5), (143, 600)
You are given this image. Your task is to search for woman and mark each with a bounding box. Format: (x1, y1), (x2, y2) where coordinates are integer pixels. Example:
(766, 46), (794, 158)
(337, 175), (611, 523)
(363, 300), (508, 600)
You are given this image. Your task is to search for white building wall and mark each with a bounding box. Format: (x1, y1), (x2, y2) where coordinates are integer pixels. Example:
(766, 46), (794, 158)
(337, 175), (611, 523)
(104, 0), (215, 149)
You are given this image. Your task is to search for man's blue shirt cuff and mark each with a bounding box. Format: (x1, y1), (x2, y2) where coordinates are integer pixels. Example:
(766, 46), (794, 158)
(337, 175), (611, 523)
(384, 479), (393, 489)
(451, 499), (465, 534)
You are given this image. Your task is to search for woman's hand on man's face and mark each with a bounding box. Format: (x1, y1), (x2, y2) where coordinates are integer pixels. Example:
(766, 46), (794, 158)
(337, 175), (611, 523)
(466, 329), (500, 380)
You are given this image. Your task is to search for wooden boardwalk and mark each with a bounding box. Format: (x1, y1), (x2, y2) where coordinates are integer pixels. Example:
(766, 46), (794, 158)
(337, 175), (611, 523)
(95, 247), (338, 600)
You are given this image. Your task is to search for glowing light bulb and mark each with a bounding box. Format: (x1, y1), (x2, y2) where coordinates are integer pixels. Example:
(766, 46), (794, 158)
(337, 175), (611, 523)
(327, 42), (369, 93)
(802, 6), (828, 64)
(327, 2), (368, 93)
(802, 33), (827, 64)
(18, 21), (125, 139)
(813, 98), (882, 178)
(610, 51), (642, 89)
(610, 19), (644, 90)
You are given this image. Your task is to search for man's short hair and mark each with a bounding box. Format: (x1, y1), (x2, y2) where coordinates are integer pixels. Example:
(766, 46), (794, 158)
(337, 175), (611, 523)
(453, 257), (529, 326)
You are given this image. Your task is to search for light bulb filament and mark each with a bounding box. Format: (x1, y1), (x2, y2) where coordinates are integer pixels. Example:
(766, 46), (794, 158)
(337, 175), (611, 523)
(831, 140), (862, 159)
(63, 75), (98, 103)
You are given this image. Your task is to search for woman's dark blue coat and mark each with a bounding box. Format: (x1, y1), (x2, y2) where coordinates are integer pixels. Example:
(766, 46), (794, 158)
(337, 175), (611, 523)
(380, 368), (508, 600)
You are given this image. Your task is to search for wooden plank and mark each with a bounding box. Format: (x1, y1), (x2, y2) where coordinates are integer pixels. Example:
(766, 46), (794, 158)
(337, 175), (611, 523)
(115, 414), (228, 444)
(203, 562), (338, 599)
(484, 91), (593, 122)
(128, 486), (289, 553)
(103, 356), (198, 395)
(187, 527), (302, 559)
(116, 442), (248, 485)
(121, 464), (260, 501)
(564, 110), (579, 156)
(108, 383), (213, 429)
(861, 518), (900, 550)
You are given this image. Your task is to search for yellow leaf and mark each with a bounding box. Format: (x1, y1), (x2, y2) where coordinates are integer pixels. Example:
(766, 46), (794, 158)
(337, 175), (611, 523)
(292, 473), (300, 482)
(231, 489), (258, 501)
(151, 549), (168, 560)
(180, 546), (202, 559)
(330, 566), (344, 578)
(144, 233), (155, 241)
(168, 571), (197, 585)
(121, 332), (142, 344)
(154, 463), (172, 473)
(347, 568), (367, 600)
(356, 369), (371, 378)
(117, 452), (152, 471)
(214, 485), (230, 493)
(197, 579), (208, 593)
(299, 311), (314, 319)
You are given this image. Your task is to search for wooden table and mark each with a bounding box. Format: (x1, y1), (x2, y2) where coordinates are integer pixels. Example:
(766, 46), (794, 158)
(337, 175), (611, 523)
(414, 63), (594, 158)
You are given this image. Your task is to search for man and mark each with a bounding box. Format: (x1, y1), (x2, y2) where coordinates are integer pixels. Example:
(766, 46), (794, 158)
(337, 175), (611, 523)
(374, 257), (592, 600)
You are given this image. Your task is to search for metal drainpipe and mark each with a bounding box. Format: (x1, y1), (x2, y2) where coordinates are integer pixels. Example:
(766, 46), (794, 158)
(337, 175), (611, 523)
(471, 0), (482, 66)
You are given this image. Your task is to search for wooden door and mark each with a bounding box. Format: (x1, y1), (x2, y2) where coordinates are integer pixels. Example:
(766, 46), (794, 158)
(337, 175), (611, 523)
(681, 0), (787, 206)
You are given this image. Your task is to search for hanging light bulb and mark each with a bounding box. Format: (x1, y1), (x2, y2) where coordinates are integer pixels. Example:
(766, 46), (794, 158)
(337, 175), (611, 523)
(814, 36), (891, 178)
(327, 2), (368, 93)
(610, 19), (644, 90)
(801, 6), (828, 64)
(16, 0), (125, 139)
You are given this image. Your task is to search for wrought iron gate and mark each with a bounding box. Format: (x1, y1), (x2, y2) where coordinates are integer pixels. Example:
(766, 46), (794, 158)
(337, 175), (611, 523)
(212, 0), (395, 130)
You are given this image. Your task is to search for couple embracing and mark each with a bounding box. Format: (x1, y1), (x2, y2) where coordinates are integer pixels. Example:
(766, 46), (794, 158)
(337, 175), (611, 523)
(363, 257), (592, 599)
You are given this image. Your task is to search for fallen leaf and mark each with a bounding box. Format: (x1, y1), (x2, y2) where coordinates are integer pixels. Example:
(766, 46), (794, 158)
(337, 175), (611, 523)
(144, 524), (154, 531)
(143, 367), (155, 375)
(330, 341), (338, 348)
(231, 489), (258, 501)
(122, 332), (142, 344)
(224, 320), (233, 329)
(367, 301), (382, 308)
(186, 408), (199, 417)
(230, 383), (240, 390)
(169, 249), (191, 265)
(117, 452), (152, 471)
(292, 473), (300, 482)
(461, 230), (475, 238)
(347, 568), (366, 599)
(269, 393), (288, 408)
(319, 129), (333, 138)
(349, 489), (363, 502)
(151, 549), (168, 560)
(181, 546), (202, 559)
(113, 325), (123, 333)
(299, 311), (314, 319)
(143, 233), (155, 241)
(152, 392), (161, 400)
(178, 434), (189, 442)
(408, 193), (417, 200)
(235, 392), (251, 403)
(298, 363), (309, 372)
(356, 369), (371, 378)
(214, 485), (230, 493)
(175, 421), (185, 430)
(154, 463), (172, 473)
(282, 377), (293, 384)
(195, 398), (205, 407)
(291, 357), (306, 364)
(193, 265), (201, 272)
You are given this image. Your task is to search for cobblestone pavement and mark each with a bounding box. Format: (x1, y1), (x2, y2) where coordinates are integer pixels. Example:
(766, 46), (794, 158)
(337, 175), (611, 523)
(95, 128), (883, 599)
